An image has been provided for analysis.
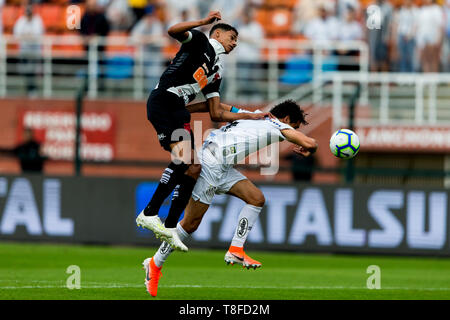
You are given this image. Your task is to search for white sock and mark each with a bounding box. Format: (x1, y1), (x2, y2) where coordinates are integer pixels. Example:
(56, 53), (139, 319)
(153, 223), (190, 267)
(230, 204), (262, 248)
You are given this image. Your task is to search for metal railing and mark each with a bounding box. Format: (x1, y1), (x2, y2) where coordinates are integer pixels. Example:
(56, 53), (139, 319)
(0, 35), (368, 102)
(327, 72), (450, 129)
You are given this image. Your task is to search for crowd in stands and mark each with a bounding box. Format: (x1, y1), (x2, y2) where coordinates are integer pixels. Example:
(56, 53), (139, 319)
(2, 0), (450, 75)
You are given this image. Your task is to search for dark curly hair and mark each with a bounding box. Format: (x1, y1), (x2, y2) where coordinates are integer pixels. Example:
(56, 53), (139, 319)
(269, 100), (308, 125)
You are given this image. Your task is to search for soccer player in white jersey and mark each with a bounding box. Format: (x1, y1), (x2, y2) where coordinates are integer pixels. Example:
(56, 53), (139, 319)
(142, 100), (317, 296)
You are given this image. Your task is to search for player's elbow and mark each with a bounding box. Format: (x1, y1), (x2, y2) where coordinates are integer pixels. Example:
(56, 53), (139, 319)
(167, 25), (176, 36)
(167, 30), (177, 40)
(209, 110), (222, 122)
(210, 115), (220, 122)
(167, 27), (180, 39)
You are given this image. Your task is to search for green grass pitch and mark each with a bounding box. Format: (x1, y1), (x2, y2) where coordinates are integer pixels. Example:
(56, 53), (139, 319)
(1, 242), (449, 300)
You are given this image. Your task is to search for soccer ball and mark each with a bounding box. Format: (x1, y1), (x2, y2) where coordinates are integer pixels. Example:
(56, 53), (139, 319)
(329, 129), (360, 159)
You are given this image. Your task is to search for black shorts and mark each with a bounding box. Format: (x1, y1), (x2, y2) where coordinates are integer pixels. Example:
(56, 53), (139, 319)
(147, 88), (194, 152)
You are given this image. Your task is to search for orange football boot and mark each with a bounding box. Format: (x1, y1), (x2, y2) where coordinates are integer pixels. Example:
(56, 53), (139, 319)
(224, 246), (262, 269)
(142, 257), (163, 297)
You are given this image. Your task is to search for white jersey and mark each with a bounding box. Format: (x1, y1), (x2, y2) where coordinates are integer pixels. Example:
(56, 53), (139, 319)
(203, 110), (294, 165)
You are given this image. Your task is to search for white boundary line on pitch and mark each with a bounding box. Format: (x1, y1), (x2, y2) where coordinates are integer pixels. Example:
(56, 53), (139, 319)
(1, 283), (450, 291)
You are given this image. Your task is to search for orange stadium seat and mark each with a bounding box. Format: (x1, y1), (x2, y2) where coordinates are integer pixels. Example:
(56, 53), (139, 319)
(264, 0), (298, 8)
(106, 31), (134, 55)
(359, 0), (373, 7)
(37, 5), (65, 33)
(256, 7), (293, 37)
(52, 33), (85, 58)
(53, 0), (71, 5)
(254, 8), (274, 35)
(270, 8), (293, 34)
(254, 7), (267, 25)
(162, 40), (181, 60)
(261, 35), (307, 61)
(2, 5), (20, 34)
(255, 7), (293, 37)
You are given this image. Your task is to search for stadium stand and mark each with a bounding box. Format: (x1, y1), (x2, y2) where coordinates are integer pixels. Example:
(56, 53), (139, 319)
(37, 4), (66, 33)
(1, 4), (20, 34)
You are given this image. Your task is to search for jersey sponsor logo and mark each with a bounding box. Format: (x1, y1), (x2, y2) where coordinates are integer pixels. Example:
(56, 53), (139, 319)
(193, 63), (220, 90)
(193, 67), (208, 89)
(157, 133), (166, 141)
(222, 146), (236, 157)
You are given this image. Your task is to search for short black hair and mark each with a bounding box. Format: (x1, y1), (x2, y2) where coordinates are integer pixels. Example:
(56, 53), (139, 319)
(269, 100), (308, 125)
(209, 23), (238, 37)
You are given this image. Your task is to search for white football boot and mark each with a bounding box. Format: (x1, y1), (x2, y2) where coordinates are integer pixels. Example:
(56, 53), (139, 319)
(165, 228), (188, 252)
(136, 211), (172, 239)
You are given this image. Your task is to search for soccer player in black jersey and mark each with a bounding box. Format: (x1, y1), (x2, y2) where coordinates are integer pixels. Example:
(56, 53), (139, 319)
(136, 11), (271, 252)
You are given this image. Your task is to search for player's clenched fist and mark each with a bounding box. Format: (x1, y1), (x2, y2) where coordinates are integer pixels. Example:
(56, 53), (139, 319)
(293, 146), (311, 157)
(202, 11), (222, 25)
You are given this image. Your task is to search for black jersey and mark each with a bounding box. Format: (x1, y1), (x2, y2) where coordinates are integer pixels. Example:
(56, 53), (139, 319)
(156, 29), (224, 105)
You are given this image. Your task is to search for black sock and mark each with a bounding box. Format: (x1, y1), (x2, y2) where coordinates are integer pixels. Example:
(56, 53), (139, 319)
(143, 162), (188, 216)
(164, 174), (197, 228)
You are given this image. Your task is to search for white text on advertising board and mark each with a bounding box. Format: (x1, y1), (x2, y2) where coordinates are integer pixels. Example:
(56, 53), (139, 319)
(193, 187), (448, 250)
(0, 177), (73, 236)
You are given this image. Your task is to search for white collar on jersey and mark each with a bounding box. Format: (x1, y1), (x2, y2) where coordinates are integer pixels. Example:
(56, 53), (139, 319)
(209, 38), (226, 56)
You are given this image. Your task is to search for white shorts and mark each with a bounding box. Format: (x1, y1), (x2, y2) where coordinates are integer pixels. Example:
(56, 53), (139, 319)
(416, 32), (440, 48)
(192, 145), (247, 205)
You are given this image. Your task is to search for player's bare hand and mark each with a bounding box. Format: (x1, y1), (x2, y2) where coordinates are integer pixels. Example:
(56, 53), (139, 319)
(245, 112), (273, 120)
(265, 112), (277, 119)
(293, 146), (311, 157)
(202, 11), (221, 25)
(260, 112), (277, 119)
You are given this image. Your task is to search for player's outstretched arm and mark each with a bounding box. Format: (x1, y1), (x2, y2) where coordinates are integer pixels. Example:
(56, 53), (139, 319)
(207, 97), (271, 122)
(186, 101), (237, 114)
(281, 129), (318, 157)
(168, 11), (222, 42)
(186, 101), (209, 113)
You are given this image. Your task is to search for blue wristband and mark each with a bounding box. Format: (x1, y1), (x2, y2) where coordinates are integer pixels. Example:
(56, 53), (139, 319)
(230, 106), (239, 113)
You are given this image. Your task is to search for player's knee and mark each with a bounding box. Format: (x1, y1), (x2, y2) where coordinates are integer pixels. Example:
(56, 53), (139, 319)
(185, 164), (201, 179)
(248, 192), (265, 207)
